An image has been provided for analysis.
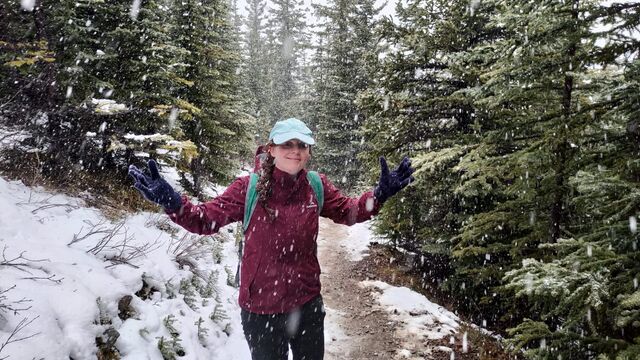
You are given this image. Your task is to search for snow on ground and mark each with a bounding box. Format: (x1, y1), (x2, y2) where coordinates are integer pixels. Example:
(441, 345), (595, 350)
(0, 175), (250, 360)
(340, 221), (383, 262)
(0, 125), (30, 150)
(360, 280), (459, 341)
(328, 220), (464, 357)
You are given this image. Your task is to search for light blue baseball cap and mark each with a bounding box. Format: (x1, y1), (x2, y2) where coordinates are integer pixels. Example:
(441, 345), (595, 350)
(268, 118), (315, 145)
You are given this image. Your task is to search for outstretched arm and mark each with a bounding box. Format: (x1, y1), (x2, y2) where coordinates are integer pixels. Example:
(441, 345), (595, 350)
(320, 156), (415, 226)
(129, 160), (246, 235)
(320, 175), (380, 226)
(166, 177), (247, 235)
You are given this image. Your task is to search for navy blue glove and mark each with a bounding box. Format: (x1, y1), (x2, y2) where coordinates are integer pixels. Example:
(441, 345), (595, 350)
(128, 160), (183, 212)
(374, 156), (415, 204)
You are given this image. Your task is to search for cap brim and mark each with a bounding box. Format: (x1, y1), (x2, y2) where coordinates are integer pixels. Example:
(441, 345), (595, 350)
(272, 133), (315, 145)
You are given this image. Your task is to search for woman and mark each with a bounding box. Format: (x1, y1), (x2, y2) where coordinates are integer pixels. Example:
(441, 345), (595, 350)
(128, 118), (414, 360)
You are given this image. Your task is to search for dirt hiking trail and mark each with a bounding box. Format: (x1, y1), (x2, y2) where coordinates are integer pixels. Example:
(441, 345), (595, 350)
(318, 219), (438, 360)
(317, 218), (511, 360)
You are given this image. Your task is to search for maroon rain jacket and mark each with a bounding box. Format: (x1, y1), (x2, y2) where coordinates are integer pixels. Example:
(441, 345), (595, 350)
(167, 166), (381, 314)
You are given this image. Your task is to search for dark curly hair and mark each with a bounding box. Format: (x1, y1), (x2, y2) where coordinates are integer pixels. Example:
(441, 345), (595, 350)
(256, 142), (277, 221)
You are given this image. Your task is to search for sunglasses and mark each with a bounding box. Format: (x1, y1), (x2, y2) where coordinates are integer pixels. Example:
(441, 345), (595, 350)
(277, 140), (310, 150)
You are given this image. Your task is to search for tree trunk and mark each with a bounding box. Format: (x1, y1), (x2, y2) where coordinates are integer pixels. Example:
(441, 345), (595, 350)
(550, 0), (579, 242)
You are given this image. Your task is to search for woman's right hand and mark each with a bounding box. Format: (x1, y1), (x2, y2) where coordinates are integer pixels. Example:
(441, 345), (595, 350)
(128, 159), (183, 212)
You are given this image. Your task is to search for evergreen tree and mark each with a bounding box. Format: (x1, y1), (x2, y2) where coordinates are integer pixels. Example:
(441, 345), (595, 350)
(312, 0), (382, 190)
(358, 0), (494, 291)
(174, 0), (250, 196)
(305, 32), (328, 135)
(362, 0), (640, 357)
(2, 0), (249, 195)
(242, 0), (270, 141)
(0, 1), (57, 119)
(263, 0), (308, 123)
(497, 1), (640, 357)
(2, 0), (191, 176)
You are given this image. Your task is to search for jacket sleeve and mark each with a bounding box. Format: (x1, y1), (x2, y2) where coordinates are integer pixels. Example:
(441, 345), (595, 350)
(166, 176), (248, 235)
(319, 174), (382, 226)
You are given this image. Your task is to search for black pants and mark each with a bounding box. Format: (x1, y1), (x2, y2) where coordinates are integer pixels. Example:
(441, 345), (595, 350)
(241, 295), (326, 360)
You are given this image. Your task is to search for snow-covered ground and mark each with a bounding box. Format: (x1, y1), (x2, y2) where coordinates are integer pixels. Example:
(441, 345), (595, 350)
(0, 174), (250, 359)
(361, 281), (459, 340)
(0, 164), (461, 359)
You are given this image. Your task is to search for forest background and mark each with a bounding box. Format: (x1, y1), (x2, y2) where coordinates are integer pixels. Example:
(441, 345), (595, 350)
(1, 0), (639, 358)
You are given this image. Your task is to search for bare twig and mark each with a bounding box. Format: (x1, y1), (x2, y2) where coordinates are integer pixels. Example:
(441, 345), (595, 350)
(1, 246), (50, 275)
(30, 203), (79, 214)
(0, 286), (32, 315)
(16, 194), (79, 215)
(69, 219), (109, 245)
(70, 219), (162, 267)
(19, 274), (63, 284)
(104, 233), (162, 268)
(68, 219), (122, 248)
(0, 316), (41, 359)
(168, 234), (214, 281)
(15, 194), (54, 206)
(87, 220), (128, 255)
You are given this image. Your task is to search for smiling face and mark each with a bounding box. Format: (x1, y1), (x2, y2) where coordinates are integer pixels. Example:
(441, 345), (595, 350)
(268, 139), (311, 176)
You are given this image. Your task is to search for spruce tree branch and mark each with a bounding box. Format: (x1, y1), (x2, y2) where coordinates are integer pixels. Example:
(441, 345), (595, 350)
(586, 2), (640, 21)
(0, 132), (20, 143)
(0, 77), (35, 111)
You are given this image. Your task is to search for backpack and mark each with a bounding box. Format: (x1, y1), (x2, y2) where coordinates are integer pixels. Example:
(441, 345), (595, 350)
(234, 171), (324, 286)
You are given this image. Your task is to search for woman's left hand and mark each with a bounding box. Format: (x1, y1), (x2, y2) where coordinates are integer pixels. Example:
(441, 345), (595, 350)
(374, 156), (415, 204)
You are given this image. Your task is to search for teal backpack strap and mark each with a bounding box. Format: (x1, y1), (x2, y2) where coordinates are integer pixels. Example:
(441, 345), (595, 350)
(243, 173), (260, 233)
(237, 172), (260, 287)
(306, 171), (324, 214)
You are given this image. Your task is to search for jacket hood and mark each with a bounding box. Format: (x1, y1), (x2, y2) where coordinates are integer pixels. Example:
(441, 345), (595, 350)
(254, 145), (268, 173)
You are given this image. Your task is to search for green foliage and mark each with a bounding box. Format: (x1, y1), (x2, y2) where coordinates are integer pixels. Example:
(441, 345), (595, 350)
(210, 303), (230, 325)
(211, 239), (224, 265)
(612, 343), (640, 360)
(199, 270), (220, 300)
(506, 319), (552, 354)
(1, 0), (250, 195)
(179, 277), (199, 311)
(158, 315), (186, 359)
(165, 281), (177, 300)
(173, 0), (252, 197)
(310, 0), (383, 191)
(224, 265), (235, 287)
(262, 0), (308, 122)
(358, 0), (499, 318)
(617, 291), (640, 329)
(241, 0), (269, 135)
(3, 41), (55, 68)
(360, 0), (640, 358)
(195, 317), (209, 345)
